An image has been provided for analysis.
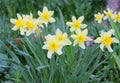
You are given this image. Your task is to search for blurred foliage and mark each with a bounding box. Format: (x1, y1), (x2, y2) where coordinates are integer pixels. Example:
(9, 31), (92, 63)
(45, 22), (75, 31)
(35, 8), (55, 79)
(0, 0), (106, 21)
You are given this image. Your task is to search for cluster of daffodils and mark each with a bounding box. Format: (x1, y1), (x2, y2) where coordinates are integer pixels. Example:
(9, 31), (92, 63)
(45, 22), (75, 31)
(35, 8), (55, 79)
(10, 7), (120, 59)
(94, 8), (119, 52)
(94, 8), (120, 23)
(43, 16), (92, 58)
(10, 7), (55, 36)
(42, 29), (71, 58)
(66, 16), (91, 49)
(43, 15), (119, 58)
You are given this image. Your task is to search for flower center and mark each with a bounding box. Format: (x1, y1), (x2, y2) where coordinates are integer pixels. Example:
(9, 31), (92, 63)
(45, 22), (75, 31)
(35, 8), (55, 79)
(115, 14), (120, 21)
(76, 35), (86, 43)
(15, 19), (24, 27)
(26, 21), (34, 30)
(49, 41), (59, 51)
(96, 15), (102, 21)
(106, 12), (111, 17)
(42, 12), (50, 21)
(73, 21), (81, 29)
(57, 35), (65, 41)
(102, 36), (112, 45)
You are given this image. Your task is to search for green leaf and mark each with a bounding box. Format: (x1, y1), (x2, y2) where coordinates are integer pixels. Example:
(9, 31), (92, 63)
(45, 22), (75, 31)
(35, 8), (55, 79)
(58, 7), (65, 32)
(109, 18), (120, 39)
(112, 52), (120, 70)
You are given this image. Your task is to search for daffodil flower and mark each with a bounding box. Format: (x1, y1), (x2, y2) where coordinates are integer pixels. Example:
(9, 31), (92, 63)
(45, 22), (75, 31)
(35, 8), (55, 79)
(55, 28), (71, 46)
(94, 29), (119, 52)
(38, 6), (56, 26)
(10, 13), (26, 35)
(104, 8), (113, 20)
(94, 12), (104, 23)
(111, 12), (120, 23)
(23, 13), (37, 36)
(71, 29), (91, 49)
(42, 34), (63, 59)
(66, 16), (87, 32)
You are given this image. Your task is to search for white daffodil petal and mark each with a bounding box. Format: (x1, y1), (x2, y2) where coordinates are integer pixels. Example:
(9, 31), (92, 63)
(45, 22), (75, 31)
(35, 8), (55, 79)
(45, 34), (54, 40)
(26, 31), (33, 36)
(10, 19), (16, 24)
(98, 20), (102, 23)
(12, 26), (19, 31)
(81, 24), (87, 28)
(17, 13), (22, 19)
(64, 33), (67, 37)
(66, 22), (72, 26)
(41, 25), (44, 28)
(56, 28), (62, 35)
(87, 37), (92, 41)
(44, 22), (48, 26)
(49, 17), (56, 23)
(107, 29), (114, 36)
(100, 32), (106, 37)
(112, 38), (119, 43)
(42, 45), (48, 49)
(101, 14), (104, 17)
(38, 11), (42, 16)
(78, 16), (84, 22)
(49, 11), (54, 16)
(30, 12), (33, 17)
(94, 14), (97, 17)
(71, 34), (76, 39)
(73, 41), (77, 46)
(43, 7), (48, 12)
(103, 10), (106, 14)
(47, 51), (54, 59)
(100, 32), (105, 36)
(20, 30), (25, 35)
(75, 30), (81, 34)
(106, 45), (113, 52)
(56, 49), (62, 55)
(65, 39), (72, 45)
(100, 44), (104, 51)
(94, 37), (101, 43)
(103, 16), (108, 20)
(70, 27), (74, 32)
(82, 29), (88, 36)
(79, 43), (85, 49)
(72, 16), (76, 21)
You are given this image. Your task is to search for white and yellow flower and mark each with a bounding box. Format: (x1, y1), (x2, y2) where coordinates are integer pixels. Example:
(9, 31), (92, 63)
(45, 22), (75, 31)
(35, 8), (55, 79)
(38, 6), (56, 26)
(36, 18), (44, 28)
(10, 13), (26, 35)
(42, 34), (63, 59)
(94, 29), (119, 52)
(55, 28), (71, 46)
(94, 12), (104, 23)
(66, 16), (87, 32)
(104, 8), (113, 20)
(111, 12), (120, 23)
(71, 29), (91, 49)
(23, 13), (37, 36)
